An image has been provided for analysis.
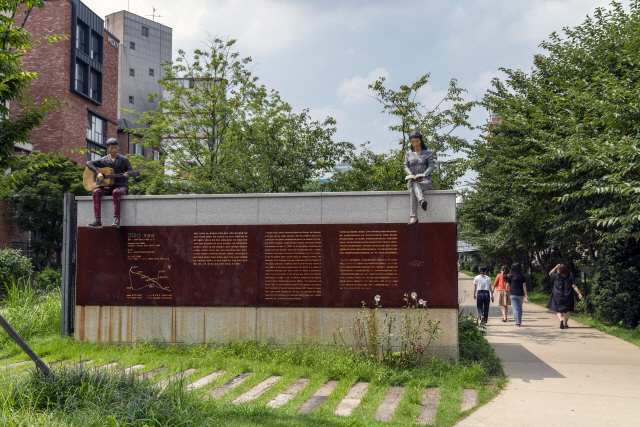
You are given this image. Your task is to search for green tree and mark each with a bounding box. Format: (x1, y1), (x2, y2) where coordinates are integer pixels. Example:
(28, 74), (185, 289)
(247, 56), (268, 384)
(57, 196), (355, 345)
(0, 0), (66, 169)
(461, 1), (640, 275)
(321, 74), (474, 193)
(128, 36), (351, 194)
(3, 153), (87, 271)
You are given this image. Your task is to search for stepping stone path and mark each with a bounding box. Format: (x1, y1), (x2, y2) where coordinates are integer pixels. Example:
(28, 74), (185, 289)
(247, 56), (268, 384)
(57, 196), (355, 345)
(417, 388), (440, 425)
(335, 382), (369, 416)
(207, 372), (251, 399)
(375, 386), (404, 421)
(2, 361), (483, 423)
(233, 376), (282, 404)
(187, 371), (224, 391)
(461, 388), (478, 412)
(297, 380), (338, 414)
(267, 378), (309, 409)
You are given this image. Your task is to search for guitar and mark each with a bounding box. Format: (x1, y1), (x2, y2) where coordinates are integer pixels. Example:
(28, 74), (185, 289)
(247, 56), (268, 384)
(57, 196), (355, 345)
(83, 167), (141, 191)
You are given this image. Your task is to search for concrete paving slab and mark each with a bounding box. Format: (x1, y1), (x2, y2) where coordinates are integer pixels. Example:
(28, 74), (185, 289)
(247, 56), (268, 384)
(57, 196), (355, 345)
(187, 371), (225, 391)
(334, 382), (369, 416)
(233, 376), (282, 403)
(123, 364), (144, 374)
(95, 362), (119, 370)
(375, 386), (404, 421)
(460, 389), (477, 412)
(267, 378), (310, 408)
(138, 366), (166, 380)
(158, 368), (196, 389)
(417, 388), (439, 425)
(0, 361), (30, 371)
(454, 273), (640, 427)
(297, 380), (338, 414)
(207, 372), (251, 399)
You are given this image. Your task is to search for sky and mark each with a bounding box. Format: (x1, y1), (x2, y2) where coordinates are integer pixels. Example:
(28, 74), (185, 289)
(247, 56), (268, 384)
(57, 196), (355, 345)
(85, 0), (620, 187)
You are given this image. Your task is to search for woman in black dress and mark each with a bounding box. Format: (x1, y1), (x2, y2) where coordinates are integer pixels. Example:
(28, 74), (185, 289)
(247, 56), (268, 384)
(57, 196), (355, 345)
(546, 264), (583, 329)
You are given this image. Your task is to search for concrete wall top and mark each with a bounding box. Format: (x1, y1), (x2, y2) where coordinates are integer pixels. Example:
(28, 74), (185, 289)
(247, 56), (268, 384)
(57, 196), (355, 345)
(77, 190), (457, 226)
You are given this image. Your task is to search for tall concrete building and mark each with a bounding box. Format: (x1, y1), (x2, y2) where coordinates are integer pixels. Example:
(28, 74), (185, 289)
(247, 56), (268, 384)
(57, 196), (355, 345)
(105, 11), (172, 157)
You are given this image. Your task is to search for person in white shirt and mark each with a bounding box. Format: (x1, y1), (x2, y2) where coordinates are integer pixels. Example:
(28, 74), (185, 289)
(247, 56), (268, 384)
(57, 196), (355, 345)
(473, 266), (493, 323)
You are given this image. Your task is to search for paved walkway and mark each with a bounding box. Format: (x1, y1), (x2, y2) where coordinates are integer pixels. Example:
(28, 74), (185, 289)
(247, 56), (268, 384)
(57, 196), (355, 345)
(455, 272), (640, 427)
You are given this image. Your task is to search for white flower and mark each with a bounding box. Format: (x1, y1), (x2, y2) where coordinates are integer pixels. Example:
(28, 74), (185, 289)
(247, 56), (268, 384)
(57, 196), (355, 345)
(419, 299), (425, 306)
(411, 292), (417, 300)
(374, 295), (381, 303)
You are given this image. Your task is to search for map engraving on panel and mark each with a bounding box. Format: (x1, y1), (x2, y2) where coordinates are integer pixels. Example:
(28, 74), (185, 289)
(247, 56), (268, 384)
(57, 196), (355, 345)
(125, 232), (172, 302)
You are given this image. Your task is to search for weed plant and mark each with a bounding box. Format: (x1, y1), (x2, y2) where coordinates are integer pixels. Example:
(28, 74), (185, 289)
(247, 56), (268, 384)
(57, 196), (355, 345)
(1, 278), (61, 345)
(336, 293), (442, 370)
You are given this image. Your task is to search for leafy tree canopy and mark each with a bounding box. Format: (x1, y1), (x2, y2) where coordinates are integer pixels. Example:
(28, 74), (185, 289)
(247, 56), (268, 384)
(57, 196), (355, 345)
(2, 153), (87, 271)
(126, 36), (353, 194)
(0, 0), (67, 170)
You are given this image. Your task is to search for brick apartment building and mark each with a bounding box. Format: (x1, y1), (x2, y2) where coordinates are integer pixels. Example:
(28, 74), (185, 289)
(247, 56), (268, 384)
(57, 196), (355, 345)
(2, 0), (119, 248)
(10, 0), (119, 165)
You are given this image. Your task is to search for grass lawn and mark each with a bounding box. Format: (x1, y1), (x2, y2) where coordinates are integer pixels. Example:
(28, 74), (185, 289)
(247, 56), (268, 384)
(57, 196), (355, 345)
(0, 334), (506, 426)
(0, 281), (506, 426)
(528, 291), (640, 348)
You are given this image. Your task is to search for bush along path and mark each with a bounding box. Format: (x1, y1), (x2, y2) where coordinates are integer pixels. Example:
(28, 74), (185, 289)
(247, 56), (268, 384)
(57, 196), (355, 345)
(0, 335), (505, 427)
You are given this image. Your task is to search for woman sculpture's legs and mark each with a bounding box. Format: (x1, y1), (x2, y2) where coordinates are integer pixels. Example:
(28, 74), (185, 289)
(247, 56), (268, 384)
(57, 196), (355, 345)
(409, 180), (422, 217)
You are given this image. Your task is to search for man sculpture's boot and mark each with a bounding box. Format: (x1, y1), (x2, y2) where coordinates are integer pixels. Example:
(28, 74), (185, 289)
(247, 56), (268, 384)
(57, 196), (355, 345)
(87, 217), (102, 228)
(111, 217), (120, 228)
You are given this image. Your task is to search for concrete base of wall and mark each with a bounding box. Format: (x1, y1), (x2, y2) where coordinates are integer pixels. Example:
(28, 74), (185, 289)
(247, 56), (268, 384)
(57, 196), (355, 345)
(75, 306), (458, 362)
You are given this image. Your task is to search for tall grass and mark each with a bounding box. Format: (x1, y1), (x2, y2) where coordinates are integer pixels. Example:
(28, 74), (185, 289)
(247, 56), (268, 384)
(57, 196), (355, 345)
(1, 278), (61, 345)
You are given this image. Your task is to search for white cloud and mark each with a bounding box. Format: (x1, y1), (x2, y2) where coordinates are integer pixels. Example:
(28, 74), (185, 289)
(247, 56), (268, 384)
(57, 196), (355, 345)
(337, 68), (389, 105)
(469, 70), (507, 94)
(308, 106), (349, 125)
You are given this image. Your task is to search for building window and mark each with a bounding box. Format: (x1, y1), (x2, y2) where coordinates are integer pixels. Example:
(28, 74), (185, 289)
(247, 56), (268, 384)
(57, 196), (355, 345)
(90, 33), (101, 63)
(129, 68), (135, 77)
(133, 143), (144, 156)
(129, 96), (134, 104)
(130, 41), (135, 50)
(149, 68), (154, 77)
(76, 23), (87, 52)
(87, 141), (105, 161)
(152, 150), (160, 161)
(188, 80), (195, 88)
(86, 113), (105, 145)
(141, 26), (148, 36)
(75, 62), (86, 92)
(90, 71), (99, 101)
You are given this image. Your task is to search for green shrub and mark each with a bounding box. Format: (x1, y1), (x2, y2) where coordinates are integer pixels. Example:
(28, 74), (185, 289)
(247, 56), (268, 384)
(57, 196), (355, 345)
(591, 235), (640, 328)
(458, 312), (502, 375)
(0, 248), (33, 285)
(34, 267), (61, 291)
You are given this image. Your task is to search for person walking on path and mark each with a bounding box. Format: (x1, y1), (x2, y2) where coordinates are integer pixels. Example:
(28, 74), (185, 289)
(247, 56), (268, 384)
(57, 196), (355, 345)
(506, 263), (528, 327)
(493, 265), (511, 322)
(473, 266), (493, 323)
(547, 264), (583, 329)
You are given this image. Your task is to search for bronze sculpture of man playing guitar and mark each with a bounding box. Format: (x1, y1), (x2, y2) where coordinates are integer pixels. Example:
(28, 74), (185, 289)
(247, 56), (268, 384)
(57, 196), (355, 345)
(86, 138), (134, 228)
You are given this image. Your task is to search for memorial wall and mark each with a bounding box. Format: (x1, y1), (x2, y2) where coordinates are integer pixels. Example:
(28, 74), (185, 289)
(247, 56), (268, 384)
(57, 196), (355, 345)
(76, 223), (457, 309)
(73, 191), (459, 360)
